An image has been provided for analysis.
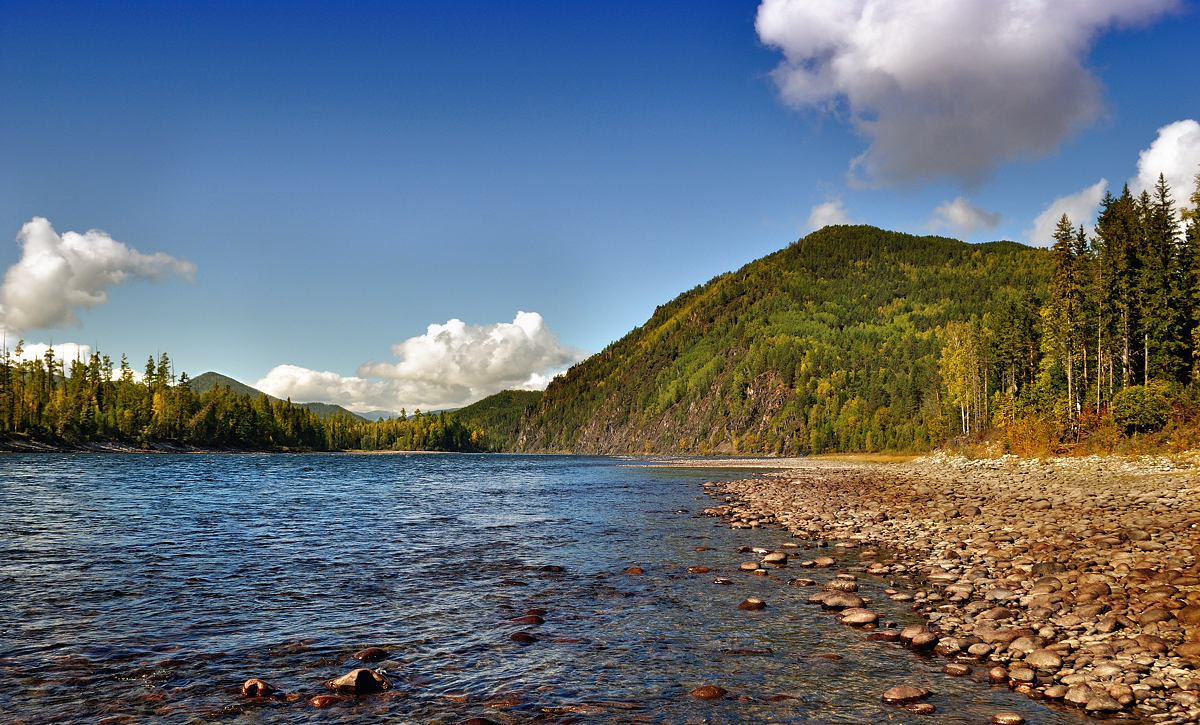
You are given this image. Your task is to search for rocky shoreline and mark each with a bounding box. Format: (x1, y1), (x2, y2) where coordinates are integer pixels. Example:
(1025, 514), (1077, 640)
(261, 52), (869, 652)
(701, 452), (1200, 723)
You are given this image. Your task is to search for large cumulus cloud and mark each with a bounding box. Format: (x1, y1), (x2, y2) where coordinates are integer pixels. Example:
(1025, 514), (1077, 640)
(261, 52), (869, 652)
(756, 0), (1180, 186)
(255, 311), (587, 414)
(1131, 119), (1200, 208)
(0, 217), (195, 334)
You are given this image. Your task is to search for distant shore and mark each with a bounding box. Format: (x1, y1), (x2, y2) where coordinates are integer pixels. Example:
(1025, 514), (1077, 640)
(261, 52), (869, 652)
(701, 452), (1200, 720)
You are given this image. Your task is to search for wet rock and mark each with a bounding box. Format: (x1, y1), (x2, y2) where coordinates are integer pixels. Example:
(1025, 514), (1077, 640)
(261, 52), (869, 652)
(242, 679), (277, 697)
(934, 638), (961, 656)
(881, 686), (929, 704)
(906, 703), (936, 715)
(512, 615), (544, 625)
(1043, 685), (1067, 699)
(899, 625), (929, 644)
(988, 667), (1009, 684)
(990, 714), (1025, 725)
(456, 719), (501, 725)
(353, 647), (388, 662)
(737, 597), (766, 611)
(867, 631), (900, 642)
(823, 579), (858, 592)
(687, 566), (710, 574)
(910, 632), (939, 651)
(713, 577), (732, 585)
(1008, 668), (1035, 685)
(510, 632), (538, 644)
(762, 552), (788, 566)
(689, 685), (727, 700)
(943, 663), (971, 676)
(311, 695), (345, 707)
(813, 556), (836, 568)
(821, 592), (865, 610)
(839, 608), (879, 626)
(325, 668), (390, 694)
(787, 578), (817, 586)
(623, 567), (644, 575)
(739, 561), (760, 572)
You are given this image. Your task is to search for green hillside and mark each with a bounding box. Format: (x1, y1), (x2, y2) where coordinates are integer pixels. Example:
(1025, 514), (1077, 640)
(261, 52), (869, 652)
(516, 225), (1050, 455)
(453, 389), (543, 450)
(189, 371), (268, 398)
(189, 372), (368, 422)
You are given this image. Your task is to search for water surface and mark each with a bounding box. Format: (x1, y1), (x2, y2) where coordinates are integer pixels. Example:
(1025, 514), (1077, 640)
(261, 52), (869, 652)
(0, 453), (1091, 724)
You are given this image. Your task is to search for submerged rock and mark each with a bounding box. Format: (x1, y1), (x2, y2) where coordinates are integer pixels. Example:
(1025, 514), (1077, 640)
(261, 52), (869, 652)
(690, 685), (727, 700)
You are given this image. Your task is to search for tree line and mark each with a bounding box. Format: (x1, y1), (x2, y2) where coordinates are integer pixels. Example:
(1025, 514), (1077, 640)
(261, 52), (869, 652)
(0, 347), (490, 452)
(940, 172), (1200, 451)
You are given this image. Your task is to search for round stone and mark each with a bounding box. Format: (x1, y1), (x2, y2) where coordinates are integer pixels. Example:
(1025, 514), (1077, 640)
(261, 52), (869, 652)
(991, 714), (1025, 725)
(907, 703), (936, 715)
(943, 663), (971, 676)
(882, 686), (929, 704)
(839, 608), (878, 625)
(1024, 649), (1062, 670)
(737, 597), (766, 611)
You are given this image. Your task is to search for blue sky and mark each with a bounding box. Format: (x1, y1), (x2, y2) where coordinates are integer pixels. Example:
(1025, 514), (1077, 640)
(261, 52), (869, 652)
(1, 1), (1198, 413)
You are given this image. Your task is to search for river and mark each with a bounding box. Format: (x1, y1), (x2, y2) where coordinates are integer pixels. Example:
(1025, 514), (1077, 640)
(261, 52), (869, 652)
(0, 453), (1093, 724)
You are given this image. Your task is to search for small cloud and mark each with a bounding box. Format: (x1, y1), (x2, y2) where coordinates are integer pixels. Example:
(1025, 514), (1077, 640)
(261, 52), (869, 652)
(1026, 179), (1107, 246)
(1131, 119), (1200, 209)
(255, 312), (588, 414)
(926, 197), (1002, 238)
(756, 0), (1180, 186)
(0, 218), (195, 334)
(807, 198), (851, 231)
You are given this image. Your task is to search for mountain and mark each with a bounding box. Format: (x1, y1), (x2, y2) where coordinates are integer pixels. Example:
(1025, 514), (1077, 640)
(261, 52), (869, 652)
(515, 225), (1050, 455)
(188, 371), (369, 422)
(453, 390), (543, 450)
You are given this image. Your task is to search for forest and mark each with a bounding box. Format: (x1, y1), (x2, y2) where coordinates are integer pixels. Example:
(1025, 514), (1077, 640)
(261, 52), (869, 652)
(512, 172), (1200, 456)
(940, 174), (1200, 455)
(0, 348), (490, 452)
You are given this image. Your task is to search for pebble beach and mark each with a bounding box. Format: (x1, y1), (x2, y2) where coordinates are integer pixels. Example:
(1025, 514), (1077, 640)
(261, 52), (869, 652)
(702, 453), (1200, 723)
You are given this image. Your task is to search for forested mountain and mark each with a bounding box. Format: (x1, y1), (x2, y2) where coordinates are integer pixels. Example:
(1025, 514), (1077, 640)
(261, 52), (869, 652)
(190, 371), (369, 421)
(517, 172), (1200, 456)
(516, 225), (1050, 454)
(454, 389), (543, 451)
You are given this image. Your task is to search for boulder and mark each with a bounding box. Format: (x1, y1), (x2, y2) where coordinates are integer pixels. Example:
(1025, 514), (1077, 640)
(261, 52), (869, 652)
(242, 679), (277, 697)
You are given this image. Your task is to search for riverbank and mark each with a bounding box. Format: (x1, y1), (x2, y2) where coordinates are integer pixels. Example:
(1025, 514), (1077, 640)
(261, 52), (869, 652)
(702, 452), (1200, 722)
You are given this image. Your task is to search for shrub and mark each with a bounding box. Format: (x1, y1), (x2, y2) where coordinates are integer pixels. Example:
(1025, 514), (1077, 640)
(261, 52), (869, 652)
(1110, 386), (1171, 434)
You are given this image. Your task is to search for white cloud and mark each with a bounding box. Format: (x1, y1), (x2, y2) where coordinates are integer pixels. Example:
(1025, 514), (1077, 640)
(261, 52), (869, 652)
(1131, 119), (1200, 209)
(254, 311), (587, 414)
(755, 0), (1180, 186)
(0, 217), (195, 334)
(1026, 179), (1107, 247)
(926, 197), (1002, 238)
(10, 342), (92, 366)
(807, 198), (851, 230)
